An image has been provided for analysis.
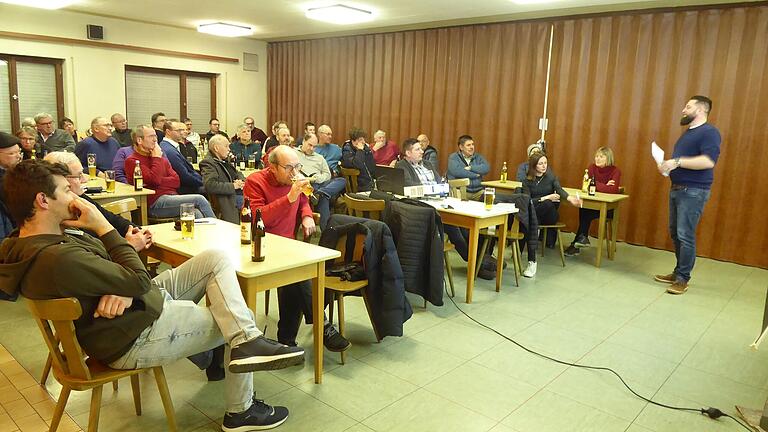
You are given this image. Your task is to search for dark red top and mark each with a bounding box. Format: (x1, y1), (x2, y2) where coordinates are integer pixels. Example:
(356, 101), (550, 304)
(587, 164), (621, 193)
(372, 140), (399, 165)
(125, 152), (180, 207)
(243, 168), (313, 238)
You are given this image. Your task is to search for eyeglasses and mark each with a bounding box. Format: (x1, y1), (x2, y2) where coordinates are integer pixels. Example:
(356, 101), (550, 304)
(66, 173), (88, 180)
(278, 163), (302, 172)
(38, 121), (53, 126)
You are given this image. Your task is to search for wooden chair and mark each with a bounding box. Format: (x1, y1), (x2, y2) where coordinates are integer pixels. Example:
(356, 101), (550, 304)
(447, 178), (469, 200)
(340, 167), (360, 193)
(27, 297), (177, 432)
(325, 232), (380, 365)
(539, 222), (566, 266)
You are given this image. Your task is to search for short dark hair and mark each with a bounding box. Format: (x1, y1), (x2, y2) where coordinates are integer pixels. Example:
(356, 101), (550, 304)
(401, 138), (420, 154)
(59, 117), (74, 129)
(181, 117), (191, 123)
(458, 135), (473, 147)
(209, 118), (219, 124)
(691, 95), (712, 113)
(151, 112), (165, 124)
(303, 133), (315, 143)
(131, 124), (152, 145)
(304, 122), (315, 130)
(3, 160), (70, 225)
(526, 153), (547, 181)
(163, 121), (175, 132)
(349, 127), (367, 142)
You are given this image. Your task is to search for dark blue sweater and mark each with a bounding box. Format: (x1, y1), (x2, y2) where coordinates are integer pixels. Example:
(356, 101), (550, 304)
(670, 123), (721, 189)
(159, 139), (203, 193)
(75, 136), (121, 172)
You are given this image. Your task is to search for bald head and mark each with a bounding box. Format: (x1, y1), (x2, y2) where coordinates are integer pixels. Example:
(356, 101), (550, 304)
(269, 144), (299, 186)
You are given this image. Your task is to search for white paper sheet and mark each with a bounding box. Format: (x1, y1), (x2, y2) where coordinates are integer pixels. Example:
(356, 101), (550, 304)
(651, 141), (668, 176)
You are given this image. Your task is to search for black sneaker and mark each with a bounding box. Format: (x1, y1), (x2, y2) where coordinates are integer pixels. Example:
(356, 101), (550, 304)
(323, 324), (351, 352)
(574, 234), (590, 248)
(222, 398), (288, 431)
(229, 336), (305, 373)
(477, 267), (496, 280)
(564, 245), (580, 257)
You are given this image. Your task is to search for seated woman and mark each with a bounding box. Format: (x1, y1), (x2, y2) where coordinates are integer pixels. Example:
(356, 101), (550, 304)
(521, 154), (582, 276)
(199, 135), (246, 224)
(565, 147), (621, 256)
(15, 126), (40, 159)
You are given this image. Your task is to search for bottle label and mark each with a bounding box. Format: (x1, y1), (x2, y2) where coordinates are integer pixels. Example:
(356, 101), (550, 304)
(135, 178), (143, 190)
(241, 222), (251, 241)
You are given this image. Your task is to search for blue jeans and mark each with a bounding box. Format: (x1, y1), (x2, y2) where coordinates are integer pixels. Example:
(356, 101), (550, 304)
(314, 177), (347, 229)
(109, 250), (262, 413)
(669, 186), (710, 282)
(149, 194), (216, 219)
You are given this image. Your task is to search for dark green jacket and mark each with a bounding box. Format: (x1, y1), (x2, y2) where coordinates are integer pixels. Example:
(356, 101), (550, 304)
(0, 229), (163, 363)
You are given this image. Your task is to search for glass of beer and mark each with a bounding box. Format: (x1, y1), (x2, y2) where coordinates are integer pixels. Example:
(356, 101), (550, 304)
(87, 153), (97, 178)
(483, 187), (496, 210)
(292, 173), (314, 197)
(104, 170), (116, 193)
(247, 155), (256, 169)
(180, 203), (195, 240)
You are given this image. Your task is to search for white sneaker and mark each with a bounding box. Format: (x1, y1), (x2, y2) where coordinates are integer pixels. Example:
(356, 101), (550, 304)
(523, 261), (537, 278)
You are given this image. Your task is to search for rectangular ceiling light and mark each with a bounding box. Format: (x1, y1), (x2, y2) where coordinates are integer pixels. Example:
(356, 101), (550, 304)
(0, 0), (76, 9)
(197, 22), (253, 37)
(306, 4), (374, 25)
(510, 0), (559, 4)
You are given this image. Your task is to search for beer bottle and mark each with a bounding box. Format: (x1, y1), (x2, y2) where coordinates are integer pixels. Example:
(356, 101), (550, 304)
(238, 153), (246, 171)
(588, 177), (596, 196)
(240, 198), (252, 245)
(133, 161), (143, 191)
(500, 162), (508, 183)
(252, 208), (265, 262)
(581, 169), (590, 192)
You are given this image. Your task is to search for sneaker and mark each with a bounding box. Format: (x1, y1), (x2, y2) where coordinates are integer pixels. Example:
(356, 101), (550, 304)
(654, 273), (676, 284)
(206, 345), (225, 382)
(477, 267), (496, 280)
(564, 245), (580, 257)
(574, 234), (590, 248)
(229, 336), (305, 373)
(481, 256), (507, 271)
(323, 324), (351, 352)
(523, 261), (537, 278)
(666, 280), (689, 295)
(222, 398), (288, 432)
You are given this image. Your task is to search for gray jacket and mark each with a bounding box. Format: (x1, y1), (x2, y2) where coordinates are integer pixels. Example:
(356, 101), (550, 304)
(199, 154), (245, 224)
(38, 128), (76, 153)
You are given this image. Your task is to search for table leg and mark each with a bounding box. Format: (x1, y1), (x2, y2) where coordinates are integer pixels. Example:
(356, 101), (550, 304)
(595, 204), (607, 268)
(313, 261), (325, 384)
(495, 217), (508, 292)
(466, 222), (480, 304)
(139, 196), (148, 226)
(609, 205), (620, 260)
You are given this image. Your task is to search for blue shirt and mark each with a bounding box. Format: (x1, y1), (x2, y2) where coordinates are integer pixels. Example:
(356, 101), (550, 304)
(75, 136), (121, 172)
(315, 143), (343, 175)
(446, 151), (490, 193)
(670, 123), (721, 189)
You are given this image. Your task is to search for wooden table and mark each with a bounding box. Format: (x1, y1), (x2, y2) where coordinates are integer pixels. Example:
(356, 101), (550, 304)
(482, 180), (629, 267)
(421, 197), (518, 304)
(86, 178), (155, 226)
(144, 219), (340, 383)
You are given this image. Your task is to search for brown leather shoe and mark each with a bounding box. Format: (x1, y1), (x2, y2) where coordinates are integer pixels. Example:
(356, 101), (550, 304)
(654, 273), (676, 284)
(666, 280), (688, 295)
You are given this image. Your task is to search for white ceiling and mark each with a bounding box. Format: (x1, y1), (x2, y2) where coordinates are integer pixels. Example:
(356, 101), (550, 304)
(64, 0), (755, 41)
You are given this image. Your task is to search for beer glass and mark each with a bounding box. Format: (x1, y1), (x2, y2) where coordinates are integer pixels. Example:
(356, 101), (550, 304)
(247, 155), (256, 169)
(104, 170), (116, 193)
(87, 153), (97, 178)
(292, 173), (313, 197)
(483, 187), (495, 210)
(180, 203), (195, 239)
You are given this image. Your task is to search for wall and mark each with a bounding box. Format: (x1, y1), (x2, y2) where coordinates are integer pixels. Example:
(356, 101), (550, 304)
(0, 4), (268, 134)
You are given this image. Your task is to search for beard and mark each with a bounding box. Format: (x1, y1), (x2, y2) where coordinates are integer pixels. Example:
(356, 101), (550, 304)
(680, 114), (694, 125)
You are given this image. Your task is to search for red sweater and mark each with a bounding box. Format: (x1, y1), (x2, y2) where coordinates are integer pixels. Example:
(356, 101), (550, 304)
(125, 152), (180, 207)
(243, 168), (313, 239)
(587, 164), (621, 194)
(372, 140), (399, 165)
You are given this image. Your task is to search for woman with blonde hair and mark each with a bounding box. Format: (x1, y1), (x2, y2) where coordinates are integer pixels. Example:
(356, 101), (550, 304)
(565, 147), (622, 256)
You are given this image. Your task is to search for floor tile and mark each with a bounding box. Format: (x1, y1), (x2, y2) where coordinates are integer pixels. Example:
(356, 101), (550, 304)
(512, 321), (603, 362)
(358, 338), (464, 387)
(472, 342), (568, 388)
(658, 366), (768, 410)
(606, 325), (698, 363)
(634, 391), (742, 432)
(411, 319), (504, 360)
(579, 342), (678, 391)
(268, 387), (357, 432)
(501, 390), (630, 432)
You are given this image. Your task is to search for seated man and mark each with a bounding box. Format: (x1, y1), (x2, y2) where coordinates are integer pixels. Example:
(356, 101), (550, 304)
(200, 135), (245, 224)
(177, 122), (199, 164)
(417, 134), (439, 168)
(371, 129), (399, 166)
(35, 112), (76, 154)
(315, 125), (342, 176)
(341, 127), (376, 192)
(295, 133), (346, 230)
(74, 117), (121, 175)
(205, 118), (229, 142)
(159, 121), (204, 195)
(125, 125), (215, 219)
(0, 131), (22, 301)
(112, 145), (135, 184)
(244, 145), (350, 352)
(446, 135), (490, 201)
(0, 159), (305, 431)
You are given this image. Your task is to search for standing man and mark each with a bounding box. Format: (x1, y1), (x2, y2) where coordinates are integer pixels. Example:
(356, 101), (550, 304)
(151, 112), (167, 142)
(159, 121), (204, 194)
(35, 112), (75, 154)
(295, 133), (346, 230)
(111, 113), (133, 148)
(655, 95), (721, 295)
(446, 135), (490, 200)
(74, 117), (121, 174)
(315, 125), (342, 176)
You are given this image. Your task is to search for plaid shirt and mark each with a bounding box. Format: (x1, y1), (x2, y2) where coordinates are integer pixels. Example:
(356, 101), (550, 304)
(411, 161), (436, 185)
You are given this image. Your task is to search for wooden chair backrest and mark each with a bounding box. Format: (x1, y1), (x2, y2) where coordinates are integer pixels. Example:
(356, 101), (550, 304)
(26, 297), (92, 381)
(333, 232), (366, 264)
(448, 178), (470, 200)
(343, 194), (385, 221)
(340, 167), (360, 193)
(101, 198), (138, 221)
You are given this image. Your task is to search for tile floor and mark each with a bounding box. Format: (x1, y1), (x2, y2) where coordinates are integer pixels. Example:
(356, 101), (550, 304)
(0, 238), (766, 432)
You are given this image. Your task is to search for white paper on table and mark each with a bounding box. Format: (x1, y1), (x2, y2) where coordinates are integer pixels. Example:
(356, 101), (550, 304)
(651, 141), (669, 177)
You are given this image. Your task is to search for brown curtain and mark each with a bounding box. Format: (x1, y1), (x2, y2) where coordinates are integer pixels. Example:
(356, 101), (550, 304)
(269, 4), (768, 268)
(547, 5), (768, 268)
(268, 22), (551, 174)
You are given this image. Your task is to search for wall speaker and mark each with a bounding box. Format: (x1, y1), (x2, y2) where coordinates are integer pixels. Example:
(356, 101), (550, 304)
(87, 25), (104, 40)
(243, 53), (259, 72)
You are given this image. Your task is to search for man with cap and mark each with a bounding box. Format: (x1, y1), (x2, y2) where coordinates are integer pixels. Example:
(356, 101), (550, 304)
(0, 131), (23, 300)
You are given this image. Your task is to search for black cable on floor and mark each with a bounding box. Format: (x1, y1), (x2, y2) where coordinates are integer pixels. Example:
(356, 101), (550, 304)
(442, 289), (753, 431)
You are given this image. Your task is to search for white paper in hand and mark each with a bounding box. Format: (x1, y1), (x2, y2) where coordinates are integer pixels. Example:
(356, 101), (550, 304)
(651, 141), (668, 177)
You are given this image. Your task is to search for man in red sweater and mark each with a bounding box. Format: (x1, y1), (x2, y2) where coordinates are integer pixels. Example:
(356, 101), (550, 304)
(244, 145), (350, 352)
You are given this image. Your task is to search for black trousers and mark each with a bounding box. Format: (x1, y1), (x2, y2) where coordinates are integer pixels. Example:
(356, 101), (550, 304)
(276, 280), (332, 345)
(573, 208), (614, 242)
(533, 200), (560, 247)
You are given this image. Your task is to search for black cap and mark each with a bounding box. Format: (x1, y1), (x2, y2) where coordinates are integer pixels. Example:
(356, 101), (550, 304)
(0, 132), (21, 149)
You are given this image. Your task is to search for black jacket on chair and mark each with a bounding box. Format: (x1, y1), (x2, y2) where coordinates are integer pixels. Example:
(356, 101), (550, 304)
(320, 214), (412, 338)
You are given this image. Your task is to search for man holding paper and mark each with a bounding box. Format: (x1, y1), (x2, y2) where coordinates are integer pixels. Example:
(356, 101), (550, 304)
(654, 95), (721, 295)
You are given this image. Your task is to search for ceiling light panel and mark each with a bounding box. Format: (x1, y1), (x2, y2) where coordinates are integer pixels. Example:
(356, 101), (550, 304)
(0, 0), (76, 9)
(197, 22), (254, 37)
(305, 4), (375, 25)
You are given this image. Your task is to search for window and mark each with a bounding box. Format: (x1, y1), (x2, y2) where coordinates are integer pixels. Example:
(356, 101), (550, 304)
(0, 54), (64, 132)
(124, 66), (217, 132)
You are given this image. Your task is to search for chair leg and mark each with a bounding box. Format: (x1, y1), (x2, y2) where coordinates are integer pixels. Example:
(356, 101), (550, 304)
(40, 353), (52, 384)
(87, 385), (103, 432)
(264, 290), (270, 316)
(112, 380), (118, 391)
(511, 240), (520, 287)
(474, 237), (490, 279)
(444, 252), (456, 297)
(557, 229), (565, 267)
(130, 374), (142, 416)
(514, 240), (523, 276)
(541, 229), (547, 257)
(50, 385), (71, 432)
(337, 293), (346, 365)
(153, 367), (178, 432)
(328, 293), (335, 325)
